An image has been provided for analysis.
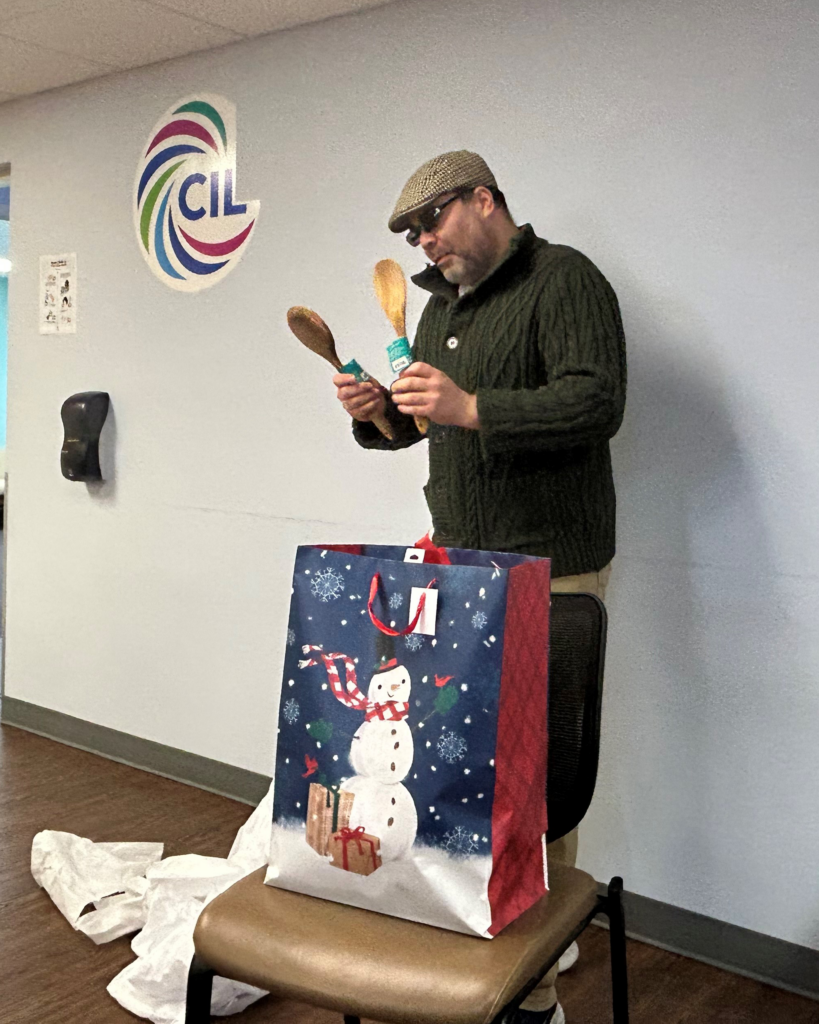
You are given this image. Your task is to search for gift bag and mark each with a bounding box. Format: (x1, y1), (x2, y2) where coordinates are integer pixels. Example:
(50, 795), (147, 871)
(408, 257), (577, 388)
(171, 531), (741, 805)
(266, 542), (551, 938)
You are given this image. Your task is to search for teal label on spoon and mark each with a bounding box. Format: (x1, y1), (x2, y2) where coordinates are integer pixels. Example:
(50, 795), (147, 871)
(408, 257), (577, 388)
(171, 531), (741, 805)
(387, 336), (412, 373)
(339, 358), (370, 382)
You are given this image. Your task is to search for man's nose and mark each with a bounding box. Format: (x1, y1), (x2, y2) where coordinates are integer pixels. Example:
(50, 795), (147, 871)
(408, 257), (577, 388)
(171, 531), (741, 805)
(420, 229), (438, 255)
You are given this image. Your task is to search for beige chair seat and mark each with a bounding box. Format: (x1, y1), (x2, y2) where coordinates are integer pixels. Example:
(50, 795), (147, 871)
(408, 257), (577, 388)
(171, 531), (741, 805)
(194, 863), (600, 1024)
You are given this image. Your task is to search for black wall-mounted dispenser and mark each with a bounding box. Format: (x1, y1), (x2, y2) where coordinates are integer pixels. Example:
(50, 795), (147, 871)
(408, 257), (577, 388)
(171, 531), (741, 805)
(60, 391), (110, 482)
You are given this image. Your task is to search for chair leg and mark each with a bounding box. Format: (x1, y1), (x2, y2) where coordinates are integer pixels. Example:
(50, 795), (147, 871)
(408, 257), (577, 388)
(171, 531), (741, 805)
(185, 954), (215, 1024)
(606, 877), (629, 1024)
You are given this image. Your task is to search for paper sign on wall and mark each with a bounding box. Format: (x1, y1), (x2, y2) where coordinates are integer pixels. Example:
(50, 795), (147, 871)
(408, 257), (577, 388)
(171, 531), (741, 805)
(39, 254), (76, 334)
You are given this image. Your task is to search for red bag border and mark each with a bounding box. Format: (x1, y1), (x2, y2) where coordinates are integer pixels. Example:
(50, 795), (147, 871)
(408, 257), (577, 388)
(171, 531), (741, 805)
(487, 559), (551, 935)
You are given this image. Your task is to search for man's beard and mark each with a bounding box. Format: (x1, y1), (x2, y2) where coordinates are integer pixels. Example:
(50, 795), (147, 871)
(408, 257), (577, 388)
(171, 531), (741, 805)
(438, 254), (467, 284)
(438, 240), (497, 288)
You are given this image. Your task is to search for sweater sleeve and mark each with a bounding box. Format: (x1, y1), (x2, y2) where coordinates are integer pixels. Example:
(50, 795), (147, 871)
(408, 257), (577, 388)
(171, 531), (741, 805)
(475, 256), (626, 456)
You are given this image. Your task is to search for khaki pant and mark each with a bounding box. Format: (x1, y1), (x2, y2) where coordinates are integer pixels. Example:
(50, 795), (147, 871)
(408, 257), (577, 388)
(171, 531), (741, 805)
(519, 562), (612, 1013)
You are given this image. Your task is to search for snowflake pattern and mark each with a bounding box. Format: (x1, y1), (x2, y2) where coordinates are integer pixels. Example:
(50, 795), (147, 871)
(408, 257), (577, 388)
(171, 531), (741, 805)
(471, 610), (488, 630)
(283, 698), (300, 725)
(286, 628), (296, 646)
(404, 633), (425, 652)
(389, 592), (404, 610)
(437, 731), (467, 763)
(442, 825), (479, 858)
(310, 567), (345, 602)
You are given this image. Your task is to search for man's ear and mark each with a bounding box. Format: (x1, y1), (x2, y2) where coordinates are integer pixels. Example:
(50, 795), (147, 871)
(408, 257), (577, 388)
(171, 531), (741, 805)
(473, 185), (496, 218)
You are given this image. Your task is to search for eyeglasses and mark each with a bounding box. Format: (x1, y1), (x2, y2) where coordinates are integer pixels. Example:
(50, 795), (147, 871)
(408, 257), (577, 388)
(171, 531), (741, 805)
(405, 193), (464, 247)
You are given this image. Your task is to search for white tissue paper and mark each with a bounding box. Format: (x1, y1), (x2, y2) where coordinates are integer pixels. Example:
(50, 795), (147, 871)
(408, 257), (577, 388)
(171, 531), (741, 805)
(31, 781), (275, 1024)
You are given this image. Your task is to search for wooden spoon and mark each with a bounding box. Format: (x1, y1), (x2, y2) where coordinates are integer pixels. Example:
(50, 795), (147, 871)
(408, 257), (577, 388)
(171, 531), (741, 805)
(287, 306), (342, 369)
(373, 260), (429, 434)
(286, 306), (394, 441)
(373, 259), (407, 339)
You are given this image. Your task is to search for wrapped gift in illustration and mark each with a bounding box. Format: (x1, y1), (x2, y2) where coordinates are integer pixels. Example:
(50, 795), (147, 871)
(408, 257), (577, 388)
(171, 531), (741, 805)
(329, 826), (382, 876)
(306, 783), (354, 856)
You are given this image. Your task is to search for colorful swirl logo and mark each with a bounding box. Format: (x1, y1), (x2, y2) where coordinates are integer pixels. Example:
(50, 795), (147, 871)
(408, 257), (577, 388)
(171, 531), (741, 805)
(134, 94), (260, 291)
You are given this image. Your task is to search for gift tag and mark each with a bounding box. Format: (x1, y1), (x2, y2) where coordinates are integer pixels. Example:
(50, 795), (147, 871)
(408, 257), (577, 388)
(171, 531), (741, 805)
(409, 586), (438, 636)
(404, 548), (425, 563)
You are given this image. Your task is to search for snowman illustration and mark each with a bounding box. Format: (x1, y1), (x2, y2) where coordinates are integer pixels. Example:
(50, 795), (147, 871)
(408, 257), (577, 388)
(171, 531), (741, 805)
(345, 632), (418, 861)
(299, 631), (418, 863)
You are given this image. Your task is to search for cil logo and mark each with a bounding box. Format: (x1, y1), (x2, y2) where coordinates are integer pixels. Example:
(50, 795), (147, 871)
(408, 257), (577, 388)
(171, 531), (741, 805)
(134, 94), (260, 291)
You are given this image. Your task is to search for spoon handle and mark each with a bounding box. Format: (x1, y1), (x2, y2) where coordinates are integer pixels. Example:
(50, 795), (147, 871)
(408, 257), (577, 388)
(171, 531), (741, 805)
(369, 402), (395, 442)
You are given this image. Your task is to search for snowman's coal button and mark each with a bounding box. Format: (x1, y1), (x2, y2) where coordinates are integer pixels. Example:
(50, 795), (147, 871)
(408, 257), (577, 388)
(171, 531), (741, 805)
(391, 797), (396, 805)
(391, 762), (396, 771)
(394, 742), (400, 750)
(387, 817), (394, 827)
(446, 336), (459, 350)
(391, 729), (397, 735)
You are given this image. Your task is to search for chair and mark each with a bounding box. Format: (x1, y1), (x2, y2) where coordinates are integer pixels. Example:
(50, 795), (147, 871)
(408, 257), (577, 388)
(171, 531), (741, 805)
(186, 592), (628, 1024)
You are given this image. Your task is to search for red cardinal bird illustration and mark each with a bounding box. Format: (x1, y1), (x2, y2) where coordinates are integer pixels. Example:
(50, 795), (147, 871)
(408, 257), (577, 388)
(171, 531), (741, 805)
(435, 674), (454, 688)
(302, 754), (319, 777)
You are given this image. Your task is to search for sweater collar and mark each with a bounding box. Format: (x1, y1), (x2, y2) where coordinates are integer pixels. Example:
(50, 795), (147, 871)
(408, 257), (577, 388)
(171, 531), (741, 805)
(410, 223), (539, 301)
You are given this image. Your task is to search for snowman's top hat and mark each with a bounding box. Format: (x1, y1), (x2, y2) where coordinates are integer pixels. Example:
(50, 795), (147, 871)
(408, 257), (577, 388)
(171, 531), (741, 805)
(373, 631), (397, 673)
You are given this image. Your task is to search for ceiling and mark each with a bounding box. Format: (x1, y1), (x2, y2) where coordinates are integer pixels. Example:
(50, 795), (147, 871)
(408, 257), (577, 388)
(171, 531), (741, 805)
(0, 0), (397, 105)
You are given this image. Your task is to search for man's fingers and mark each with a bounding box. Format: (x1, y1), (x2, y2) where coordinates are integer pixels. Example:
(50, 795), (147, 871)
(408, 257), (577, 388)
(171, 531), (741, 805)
(337, 381), (385, 421)
(393, 393), (426, 410)
(395, 401), (428, 417)
(399, 361), (433, 378)
(337, 381), (377, 401)
(335, 376), (377, 393)
(347, 392), (378, 411)
(392, 376), (429, 396)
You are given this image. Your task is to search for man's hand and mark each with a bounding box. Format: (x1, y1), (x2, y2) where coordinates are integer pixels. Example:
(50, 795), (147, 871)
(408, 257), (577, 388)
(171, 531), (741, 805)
(333, 373), (387, 423)
(391, 363), (479, 429)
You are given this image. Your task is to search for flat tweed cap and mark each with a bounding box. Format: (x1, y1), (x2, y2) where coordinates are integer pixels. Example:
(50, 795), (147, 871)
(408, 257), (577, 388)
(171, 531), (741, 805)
(388, 150), (498, 233)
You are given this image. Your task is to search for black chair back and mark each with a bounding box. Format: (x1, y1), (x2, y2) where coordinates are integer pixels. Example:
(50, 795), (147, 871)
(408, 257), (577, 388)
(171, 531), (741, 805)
(546, 592), (608, 843)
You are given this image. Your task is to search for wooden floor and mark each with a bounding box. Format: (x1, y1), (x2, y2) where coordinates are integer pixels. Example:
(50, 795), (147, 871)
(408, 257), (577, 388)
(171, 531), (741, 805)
(1, 723), (817, 1024)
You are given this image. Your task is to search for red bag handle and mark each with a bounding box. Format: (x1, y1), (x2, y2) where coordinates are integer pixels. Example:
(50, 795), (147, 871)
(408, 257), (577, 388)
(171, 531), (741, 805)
(368, 573), (437, 636)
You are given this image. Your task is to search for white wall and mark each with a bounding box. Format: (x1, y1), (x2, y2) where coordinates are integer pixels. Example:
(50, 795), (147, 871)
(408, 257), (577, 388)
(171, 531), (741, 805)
(0, 0), (817, 950)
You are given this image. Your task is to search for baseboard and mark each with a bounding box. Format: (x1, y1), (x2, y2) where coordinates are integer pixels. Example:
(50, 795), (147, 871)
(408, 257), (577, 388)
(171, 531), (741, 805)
(0, 696), (271, 806)
(3, 697), (818, 1002)
(594, 885), (819, 1003)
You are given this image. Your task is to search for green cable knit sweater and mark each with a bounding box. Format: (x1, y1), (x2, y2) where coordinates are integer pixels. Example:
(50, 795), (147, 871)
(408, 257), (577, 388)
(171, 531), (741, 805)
(354, 224), (627, 577)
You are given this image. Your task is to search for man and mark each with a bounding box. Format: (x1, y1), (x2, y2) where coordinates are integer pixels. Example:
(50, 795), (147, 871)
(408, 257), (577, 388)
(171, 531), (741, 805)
(334, 151), (626, 1024)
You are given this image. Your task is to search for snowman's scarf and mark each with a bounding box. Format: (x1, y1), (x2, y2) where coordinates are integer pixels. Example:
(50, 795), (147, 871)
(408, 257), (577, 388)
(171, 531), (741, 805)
(298, 645), (409, 722)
